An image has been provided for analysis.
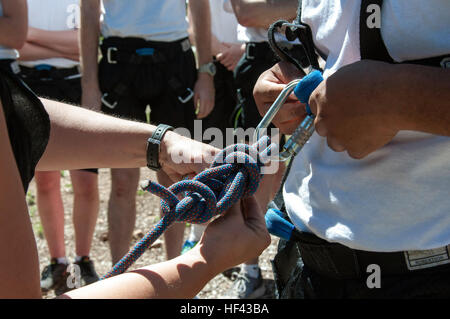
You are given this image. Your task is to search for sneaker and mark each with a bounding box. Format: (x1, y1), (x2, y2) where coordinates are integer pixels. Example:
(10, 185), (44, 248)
(220, 269), (265, 299)
(222, 266), (241, 280)
(40, 258), (69, 294)
(74, 256), (100, 287)
(181, 240), (198, 255)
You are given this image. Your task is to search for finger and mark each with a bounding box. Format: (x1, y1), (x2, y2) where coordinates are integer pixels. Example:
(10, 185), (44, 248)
(314, 117), (328, 137)
(271, 101), (306, 123)
(255, 80), (287, 103)
(326, 136), (346, 152)
(241, 196), (262, 222)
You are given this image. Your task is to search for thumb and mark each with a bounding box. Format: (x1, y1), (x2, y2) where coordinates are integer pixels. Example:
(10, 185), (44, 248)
(241, 196), (262, 222)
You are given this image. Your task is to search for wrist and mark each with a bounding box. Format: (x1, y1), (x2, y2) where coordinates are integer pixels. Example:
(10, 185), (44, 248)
(198, 61), (216, 77)
(188, 244), (222, 278)
(147, 124), (174, 171)
(158, 129), (176, 170)
(382, 63), (417, 132)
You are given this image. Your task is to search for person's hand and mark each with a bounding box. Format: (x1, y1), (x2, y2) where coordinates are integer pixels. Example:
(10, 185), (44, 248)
(81, 81), (102, 112)
(194, 73), (215, 119)
(309, 60), (401, 159)
(216, 43), (245, 72)
(192, 196), (271, 274)
(253, 61), (307, 134)
(160, 130), (219, 181)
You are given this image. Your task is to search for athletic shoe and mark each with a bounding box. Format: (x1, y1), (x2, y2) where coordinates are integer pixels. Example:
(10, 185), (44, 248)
(220, 268), (265, 299)
(74, 256), (100, 286)
(181, 240), (198, 255)
(40, 258), (69, 294)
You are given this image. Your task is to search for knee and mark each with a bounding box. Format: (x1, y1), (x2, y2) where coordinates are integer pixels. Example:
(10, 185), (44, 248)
(35, 172), (60, 194)
(73, 178), (99, 201)
(111, 171), (139, 200)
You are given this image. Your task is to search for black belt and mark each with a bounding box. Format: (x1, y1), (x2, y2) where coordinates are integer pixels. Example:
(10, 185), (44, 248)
(20, 65), (80, 81)
(290, 227), (450, 280)
(100, 37), (191, 65)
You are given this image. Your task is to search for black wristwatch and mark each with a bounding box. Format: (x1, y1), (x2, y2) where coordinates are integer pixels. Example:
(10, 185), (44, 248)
(146, 124), (174, 171)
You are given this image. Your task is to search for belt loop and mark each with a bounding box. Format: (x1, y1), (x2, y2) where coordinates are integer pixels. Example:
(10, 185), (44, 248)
(10, 61), (21, 74)
(180, 38), (191, 52)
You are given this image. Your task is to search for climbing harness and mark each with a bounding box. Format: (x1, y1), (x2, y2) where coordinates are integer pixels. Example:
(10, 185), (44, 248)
(100, 38), (195, 110)
(102, 136), (275, 279)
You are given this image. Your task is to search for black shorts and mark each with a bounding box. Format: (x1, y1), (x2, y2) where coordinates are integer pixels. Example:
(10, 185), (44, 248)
(20, 65), (98, 174)
(98, 37), (197, 135)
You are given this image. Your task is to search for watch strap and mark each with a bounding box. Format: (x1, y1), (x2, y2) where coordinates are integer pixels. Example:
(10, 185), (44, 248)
(146, 124), (174, 171)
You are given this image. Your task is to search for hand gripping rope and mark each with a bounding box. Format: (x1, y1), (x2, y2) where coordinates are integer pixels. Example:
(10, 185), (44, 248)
(102, 136), (275, 279)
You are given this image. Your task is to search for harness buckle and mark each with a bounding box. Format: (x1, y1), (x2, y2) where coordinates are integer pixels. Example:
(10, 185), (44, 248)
(245, 43), (256, 60)
(177, 88), (194, 104)
(101, 93), (118, 109)
(107, 47), (118, 64)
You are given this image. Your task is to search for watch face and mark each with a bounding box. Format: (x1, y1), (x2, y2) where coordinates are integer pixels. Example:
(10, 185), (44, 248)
(200, 63), (216, 76)
(210, 63), (217, 75)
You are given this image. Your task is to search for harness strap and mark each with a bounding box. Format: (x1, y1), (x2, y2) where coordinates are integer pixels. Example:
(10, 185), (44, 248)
(360, 0), (450, 67)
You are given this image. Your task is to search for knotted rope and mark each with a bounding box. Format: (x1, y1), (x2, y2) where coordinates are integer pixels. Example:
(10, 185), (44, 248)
(102, 136), (274, 279)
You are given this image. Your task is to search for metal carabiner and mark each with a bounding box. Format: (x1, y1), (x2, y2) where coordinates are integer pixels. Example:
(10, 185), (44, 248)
(253, 70), (323, 162)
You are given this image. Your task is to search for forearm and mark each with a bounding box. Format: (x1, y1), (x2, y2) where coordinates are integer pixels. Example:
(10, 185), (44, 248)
(37, 99), (156, 171)
(391, 63), (450, 136)
(0, 0), (28, 49)
(188, 0), (212, 66)
(0, 103), (41, 299)
(80, 0), (101, 87)
(61, 248), (215, 299)
(27, 28), (79, 56)
(18, 42), (65, 62)
(230, 0), (298, 28)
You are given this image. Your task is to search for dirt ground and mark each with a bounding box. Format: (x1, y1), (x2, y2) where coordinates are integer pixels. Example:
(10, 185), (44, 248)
(27, 167), (279, 299)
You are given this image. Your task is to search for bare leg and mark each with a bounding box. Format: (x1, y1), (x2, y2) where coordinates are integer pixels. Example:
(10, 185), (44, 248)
(35, 171), (66, 259)
(157, 169), (185, 260)
(107, 168), (140, 264)
(70, 170), (100, 257)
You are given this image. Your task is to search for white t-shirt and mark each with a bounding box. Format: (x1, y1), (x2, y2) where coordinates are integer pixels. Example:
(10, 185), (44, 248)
(101, 0), (189, 42)
(284, 0), (450, 252)
(222, 0), (267, 43)
(0, 2), (19, 60)
(20, 0), (80, 69)
(210, 0), (240, 44)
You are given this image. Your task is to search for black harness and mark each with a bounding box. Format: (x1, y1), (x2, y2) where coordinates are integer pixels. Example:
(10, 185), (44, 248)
(100, 37), (194, 110)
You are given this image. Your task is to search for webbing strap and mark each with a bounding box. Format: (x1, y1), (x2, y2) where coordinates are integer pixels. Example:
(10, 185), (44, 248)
(360, 0), (449, 66)
(359, 0), (393, 62)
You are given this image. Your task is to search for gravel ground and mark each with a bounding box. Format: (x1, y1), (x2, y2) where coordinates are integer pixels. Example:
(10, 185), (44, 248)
(27, 167), (279, 299)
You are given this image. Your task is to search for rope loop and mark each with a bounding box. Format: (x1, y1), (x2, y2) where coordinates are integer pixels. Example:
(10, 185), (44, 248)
(102, 136), (274, 279)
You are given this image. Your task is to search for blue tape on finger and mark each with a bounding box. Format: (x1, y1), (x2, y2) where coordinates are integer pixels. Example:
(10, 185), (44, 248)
(293, 70), (324, 115)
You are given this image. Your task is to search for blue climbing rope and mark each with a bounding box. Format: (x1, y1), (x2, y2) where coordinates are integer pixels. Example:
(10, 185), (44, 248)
(102, 136), (274, 279)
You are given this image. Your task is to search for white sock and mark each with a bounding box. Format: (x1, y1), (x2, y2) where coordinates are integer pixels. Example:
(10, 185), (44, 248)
(56, 257), (68, 265)
(188, 224), (206, 242)
(241, 264), (260, 279)
(74, 256), (83, 263)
